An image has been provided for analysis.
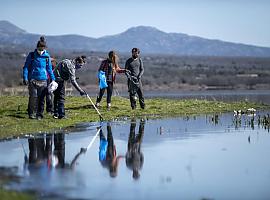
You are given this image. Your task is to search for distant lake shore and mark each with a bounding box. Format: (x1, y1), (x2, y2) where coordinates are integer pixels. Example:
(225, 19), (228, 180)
(2, 85), (270, 103)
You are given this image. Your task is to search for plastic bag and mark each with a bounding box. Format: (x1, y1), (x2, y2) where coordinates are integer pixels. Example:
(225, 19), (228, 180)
(48, 80), (58, 93)
(98, 71), (108, 89)
(99, 138), (108, 161)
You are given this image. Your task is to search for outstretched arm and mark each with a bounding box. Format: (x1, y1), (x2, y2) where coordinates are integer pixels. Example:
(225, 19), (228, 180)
(69, 69), (85, 95)
(115, 65), (126, 73)
(70, 148), (86, 169)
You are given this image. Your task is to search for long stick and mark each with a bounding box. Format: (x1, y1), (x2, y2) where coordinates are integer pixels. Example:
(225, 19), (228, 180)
(86, 127), (101, 150)
(20, 140), (28, 162)
(86, 94), (104, 121)
(21, 141), (27, 155)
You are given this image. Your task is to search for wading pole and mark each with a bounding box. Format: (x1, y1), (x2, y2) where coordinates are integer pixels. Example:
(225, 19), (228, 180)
(86, 94), (104, 121)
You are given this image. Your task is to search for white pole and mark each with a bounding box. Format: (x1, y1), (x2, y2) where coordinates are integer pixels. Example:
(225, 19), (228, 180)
(86, 128), (101, 150)
(86, 94), (103, 120)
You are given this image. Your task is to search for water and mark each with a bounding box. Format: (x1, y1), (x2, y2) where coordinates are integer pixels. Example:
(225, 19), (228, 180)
(0, 113), (270, 200)
(97, 89), (270, 104)
(143, 89), (270, 104)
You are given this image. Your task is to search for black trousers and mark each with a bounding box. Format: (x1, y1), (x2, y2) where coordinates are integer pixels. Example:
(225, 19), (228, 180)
(46, 80), (53, 113)
(128, 80), (145, 109)
(53, 81), (65, 117)
(96, 82), (113, 104)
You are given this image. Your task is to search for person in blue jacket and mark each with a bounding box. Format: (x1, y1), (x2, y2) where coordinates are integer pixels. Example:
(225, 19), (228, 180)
(23, 36), (55, 119)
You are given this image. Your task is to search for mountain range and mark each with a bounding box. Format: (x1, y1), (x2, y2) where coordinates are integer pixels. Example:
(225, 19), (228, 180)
(1, 20), (270, 57)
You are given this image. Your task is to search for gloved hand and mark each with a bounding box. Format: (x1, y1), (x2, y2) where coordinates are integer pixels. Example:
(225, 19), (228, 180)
(125, 70), (131, 75)
(23, 79), (28, 85)
(80, 90), (87, 96)
(80, 148), (87, 154)
(48, 80), (58, 93)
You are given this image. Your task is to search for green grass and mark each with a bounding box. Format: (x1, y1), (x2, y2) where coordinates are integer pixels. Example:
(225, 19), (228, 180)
(0, 188), (35, 200)
(0, 95), (269, 139)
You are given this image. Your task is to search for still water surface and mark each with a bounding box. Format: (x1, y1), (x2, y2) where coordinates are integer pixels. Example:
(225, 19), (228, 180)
(144, 89), (270, 104)
(0, 112), (270, 200)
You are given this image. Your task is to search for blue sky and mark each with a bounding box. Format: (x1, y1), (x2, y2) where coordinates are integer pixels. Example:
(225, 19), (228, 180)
(1, 0), (270, 47)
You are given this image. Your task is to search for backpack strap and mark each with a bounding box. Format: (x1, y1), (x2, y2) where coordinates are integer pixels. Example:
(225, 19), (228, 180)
(54, 63), (61, 78)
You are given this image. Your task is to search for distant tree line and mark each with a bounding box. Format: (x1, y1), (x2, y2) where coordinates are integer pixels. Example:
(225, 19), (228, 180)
(1, 48), (270, 91)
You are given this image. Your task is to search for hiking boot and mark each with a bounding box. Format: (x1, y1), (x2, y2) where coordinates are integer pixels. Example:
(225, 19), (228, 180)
(47, 111), (54, 116)
(29, 114), (36, 119)
(37, 116), (43, 120)
(107, 103), (111, 111)
(58, 115), (67, 119)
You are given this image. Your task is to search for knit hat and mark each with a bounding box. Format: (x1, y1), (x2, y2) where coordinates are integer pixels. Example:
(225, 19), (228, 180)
(36, 36), (47, 48)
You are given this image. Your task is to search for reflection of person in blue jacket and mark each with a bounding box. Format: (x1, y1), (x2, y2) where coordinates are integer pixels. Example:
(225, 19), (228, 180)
(25, 134), (53, 179)
(22, 36), (55, 120)
(99, 123), (124, 177)
(126, 118), (145, 180)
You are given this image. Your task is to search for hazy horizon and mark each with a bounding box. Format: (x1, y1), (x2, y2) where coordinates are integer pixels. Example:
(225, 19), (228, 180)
(0, 0), (270, 47)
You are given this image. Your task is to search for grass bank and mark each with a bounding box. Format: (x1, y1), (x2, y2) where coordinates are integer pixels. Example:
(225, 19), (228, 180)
(0, 188), (35, 200)
(0, 95), (268, 138)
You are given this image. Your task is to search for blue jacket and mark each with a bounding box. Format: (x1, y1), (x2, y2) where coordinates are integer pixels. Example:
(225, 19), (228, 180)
(23, 49), (55, 81)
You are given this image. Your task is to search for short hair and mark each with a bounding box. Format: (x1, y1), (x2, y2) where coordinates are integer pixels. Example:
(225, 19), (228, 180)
(75, 55), (86, 64)
(132, 47), (140, 54)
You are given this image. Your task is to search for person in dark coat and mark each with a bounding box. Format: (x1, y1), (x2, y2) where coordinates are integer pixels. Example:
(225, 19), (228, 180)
(125, 48), (145, 110)
(53, 56), (87, 119)
(125, 118), (145, 179)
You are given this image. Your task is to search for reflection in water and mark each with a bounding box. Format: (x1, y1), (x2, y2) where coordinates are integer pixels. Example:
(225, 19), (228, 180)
(26, 135), (52, 175)
(211, 114), (219, 125)
(126, 118), (145, 180)
(25, 133), (85, 175)
(53, 133), (86, 169)
(99, 123), (124, 178)
(232, 113), (270, 131)
(258, 114), (270, 132)
(1, 113), (270, 200)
